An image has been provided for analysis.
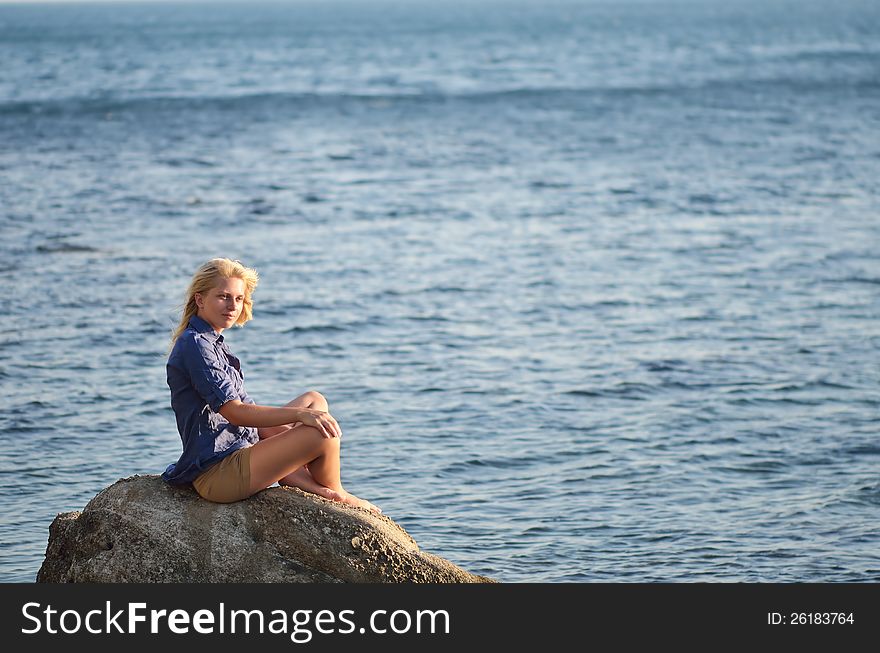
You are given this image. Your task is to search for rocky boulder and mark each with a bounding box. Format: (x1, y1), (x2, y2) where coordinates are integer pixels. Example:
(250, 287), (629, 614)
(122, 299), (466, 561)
(37, 475), (494, 583)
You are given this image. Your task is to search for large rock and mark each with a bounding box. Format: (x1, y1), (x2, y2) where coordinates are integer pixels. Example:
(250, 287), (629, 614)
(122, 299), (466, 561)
(37, 475), (494, 583)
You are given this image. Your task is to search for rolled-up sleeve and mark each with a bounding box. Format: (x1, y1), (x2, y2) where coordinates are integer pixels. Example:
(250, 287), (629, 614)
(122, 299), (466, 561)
(180, 335), (240, 412)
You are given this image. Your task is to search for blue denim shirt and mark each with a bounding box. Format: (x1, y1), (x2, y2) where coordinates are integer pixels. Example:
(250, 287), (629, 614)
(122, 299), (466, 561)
(162, 315), (259, 484)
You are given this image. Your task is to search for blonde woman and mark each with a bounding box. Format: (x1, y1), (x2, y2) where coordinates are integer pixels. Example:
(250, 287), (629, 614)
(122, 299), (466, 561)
(162, 258), (379, 513)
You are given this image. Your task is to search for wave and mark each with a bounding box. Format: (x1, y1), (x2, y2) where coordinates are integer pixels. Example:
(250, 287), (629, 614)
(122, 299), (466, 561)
(563, 381), (658, 399)
(35, 242), (101, 254)
(280, 319), (377, 334)
(3, 75), (878, 119)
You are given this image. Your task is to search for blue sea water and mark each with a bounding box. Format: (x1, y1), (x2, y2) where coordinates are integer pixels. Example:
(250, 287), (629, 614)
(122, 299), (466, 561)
(1, 0), (879, 582)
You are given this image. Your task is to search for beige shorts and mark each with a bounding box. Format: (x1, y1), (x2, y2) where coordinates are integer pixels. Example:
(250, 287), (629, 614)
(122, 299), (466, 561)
(192, 446), (253, 503)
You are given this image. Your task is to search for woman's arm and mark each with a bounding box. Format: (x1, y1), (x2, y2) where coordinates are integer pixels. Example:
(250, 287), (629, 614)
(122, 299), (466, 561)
(257, 424), (297, 440)
(219, 400), (341, 439)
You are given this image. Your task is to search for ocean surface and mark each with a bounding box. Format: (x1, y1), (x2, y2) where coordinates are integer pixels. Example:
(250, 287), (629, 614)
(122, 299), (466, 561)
(1, 0), (879, 583)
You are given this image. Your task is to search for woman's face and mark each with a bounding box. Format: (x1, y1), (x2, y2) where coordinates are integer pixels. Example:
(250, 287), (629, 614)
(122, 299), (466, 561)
(195, 277), (246, 333)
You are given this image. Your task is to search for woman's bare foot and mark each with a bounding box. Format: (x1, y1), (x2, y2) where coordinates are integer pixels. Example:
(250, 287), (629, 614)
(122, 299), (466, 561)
(280, 467), (381, 513)
(337, 490), (382, 514)
(279, 467), (344, 502)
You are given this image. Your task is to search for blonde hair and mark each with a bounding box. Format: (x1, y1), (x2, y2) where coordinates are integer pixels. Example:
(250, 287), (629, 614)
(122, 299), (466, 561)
(170, 258), (259, 346)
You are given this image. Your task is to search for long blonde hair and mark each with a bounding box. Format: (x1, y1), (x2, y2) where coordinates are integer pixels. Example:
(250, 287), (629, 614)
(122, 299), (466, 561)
(170, 258), (259, 347)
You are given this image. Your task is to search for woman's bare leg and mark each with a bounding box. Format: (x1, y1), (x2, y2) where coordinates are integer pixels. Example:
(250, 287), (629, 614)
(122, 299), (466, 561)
(248, 422), (380, 513)
(259, 391), (329, 440)
(293, 390), (329, 412)
(276, 390), (331, 480)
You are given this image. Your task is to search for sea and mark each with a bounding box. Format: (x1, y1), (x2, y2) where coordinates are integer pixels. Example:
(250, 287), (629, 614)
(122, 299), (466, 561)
(1, 0), (879, 583)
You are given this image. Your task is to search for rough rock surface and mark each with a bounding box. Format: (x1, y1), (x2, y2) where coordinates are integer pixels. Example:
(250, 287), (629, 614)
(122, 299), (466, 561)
(37, 475), (494, 583)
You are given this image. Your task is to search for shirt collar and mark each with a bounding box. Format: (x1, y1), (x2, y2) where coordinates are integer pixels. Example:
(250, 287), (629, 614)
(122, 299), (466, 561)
(188, 315), (224, 343)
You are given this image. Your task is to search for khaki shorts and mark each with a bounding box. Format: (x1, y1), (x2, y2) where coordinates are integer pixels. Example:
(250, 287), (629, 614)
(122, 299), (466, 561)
(192, 446), (253, 503)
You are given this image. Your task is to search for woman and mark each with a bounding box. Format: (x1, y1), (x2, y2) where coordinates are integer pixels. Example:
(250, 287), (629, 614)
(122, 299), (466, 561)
(162, 257), (379, 513)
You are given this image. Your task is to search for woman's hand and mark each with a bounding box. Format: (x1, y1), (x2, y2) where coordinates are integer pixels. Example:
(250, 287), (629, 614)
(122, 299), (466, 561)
(294, 408), (342, 439)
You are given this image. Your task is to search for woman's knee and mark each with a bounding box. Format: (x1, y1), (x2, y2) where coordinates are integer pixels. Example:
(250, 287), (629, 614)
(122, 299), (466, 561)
(320, 431), (341, 453)
(290, 424), (339, 455)
(303, 390), (328, 411)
